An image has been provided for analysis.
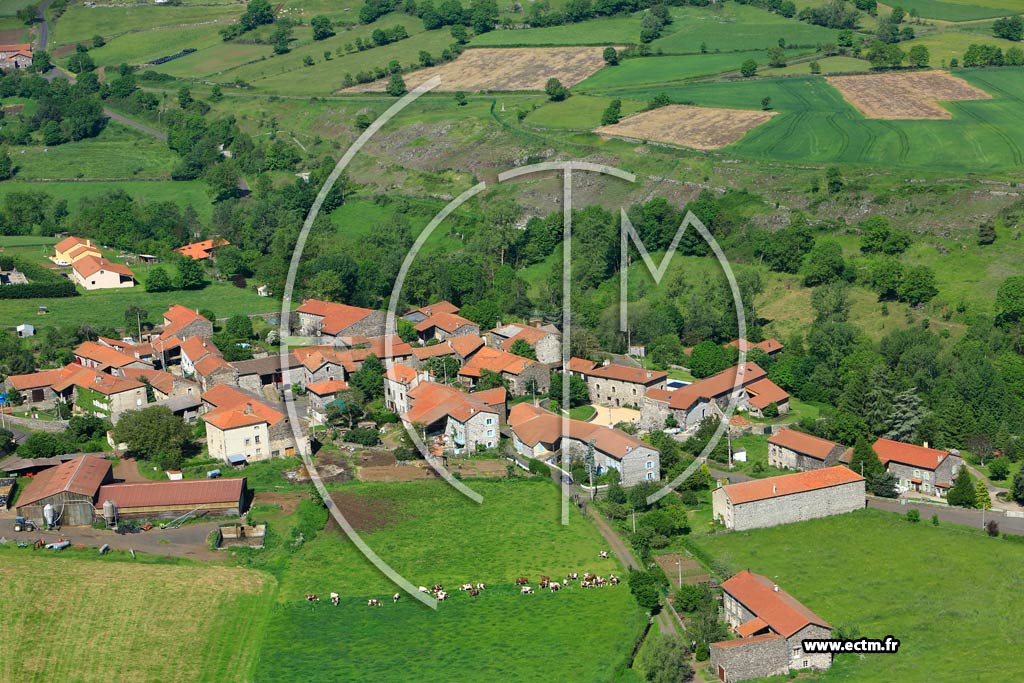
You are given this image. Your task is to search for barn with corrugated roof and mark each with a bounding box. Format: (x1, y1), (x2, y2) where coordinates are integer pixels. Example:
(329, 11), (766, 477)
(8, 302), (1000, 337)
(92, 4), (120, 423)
(95, 478), (247, 520)
(16, 455), (113, 526)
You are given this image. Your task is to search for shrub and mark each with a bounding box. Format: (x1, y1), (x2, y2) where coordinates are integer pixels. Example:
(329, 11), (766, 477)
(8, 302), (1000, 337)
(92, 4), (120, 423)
(906, 509), (920, 523)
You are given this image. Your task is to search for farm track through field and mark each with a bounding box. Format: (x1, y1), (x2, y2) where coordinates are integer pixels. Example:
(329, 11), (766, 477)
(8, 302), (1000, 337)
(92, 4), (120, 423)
(878, 120), (911, 163)
(824, 112), (850, 158)
(766, 110), (807, 155)
(850, 114), (879, 162)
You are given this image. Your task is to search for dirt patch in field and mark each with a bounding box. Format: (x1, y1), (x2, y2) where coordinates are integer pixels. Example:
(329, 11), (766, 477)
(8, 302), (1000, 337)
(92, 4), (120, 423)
(595, 104), (777, 150)
(357, 460), (438, 482)
(253, 490), (305, 515)
(357, 449), (397, 467)
(826, 71), (991, 119)
(655, 553), (710, 588)
(343, 46), (612, 93)
(448, 458), (508, 478)
(325, 490), (399, 532)
(285, 450), (353, 484)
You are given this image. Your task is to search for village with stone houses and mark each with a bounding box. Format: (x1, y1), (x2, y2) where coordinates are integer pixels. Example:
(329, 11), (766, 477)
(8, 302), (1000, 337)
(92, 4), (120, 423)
(3, 224), (1018, 683)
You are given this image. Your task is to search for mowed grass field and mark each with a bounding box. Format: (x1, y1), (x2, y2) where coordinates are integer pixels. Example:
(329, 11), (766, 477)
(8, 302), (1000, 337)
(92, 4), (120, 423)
(608, 67), (1024, 172)
(878, 0), (1023, 21)
(0, 180), (215, 221)
(694, 510), (1024, 683)
(0, 550), (274, 683)
(256, 479), (646, 683)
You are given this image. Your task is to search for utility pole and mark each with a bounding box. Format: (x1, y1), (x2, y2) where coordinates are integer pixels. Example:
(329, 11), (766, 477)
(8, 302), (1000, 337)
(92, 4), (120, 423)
(676, 559), (682, 589)
(727, 430), (733, 469)
(632, 508), (636, 533)
(137, 311), (143, 342)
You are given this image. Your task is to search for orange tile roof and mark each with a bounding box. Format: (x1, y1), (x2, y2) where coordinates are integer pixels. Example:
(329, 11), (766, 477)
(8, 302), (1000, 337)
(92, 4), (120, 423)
(180, 336), (221, 363)
(0, 43), (31, 54)
(385, 363), (418, 384)
(74, 341), (149, 370)
(202, 383), (251, 408)
(154, 305), (209, 346)
(508, 403), (649, 460)
(305, 379), (349, 396)
(414, 311), (477, 334)
(721, 570), (830, 638)
(726, 338), (784, 354)
(736, 617), (770, 637)
(768, 428), (847, 461)
(449, 334), (485, 358)
(204, 397), (283, 430)
(175, 238), (229, 260)
(568, 357), (666, 385)
(65, 242), (101, 261)
(194, 354), (234, 377)
(710, 632), (785, 649)
(872, 438), (954, 471)
(404, 382), (497, 426)
(17, 455), (110, 508)
(412, 344), (455, 360)
(297, 299), (378, 335)
(54, 235), (93, 254)
(720, 466), (863, 505)
(459, 346), (535, 378)
(745, 377), (789, 410)
(651, 362), (767, 411)
(96, 477), (244, 509)
(472, 386), (507, 409)
(122, 367), (180, 395)
(72, 255), (135, 279)
(408, 301), (460, 317)
(503, 325), (553, 347)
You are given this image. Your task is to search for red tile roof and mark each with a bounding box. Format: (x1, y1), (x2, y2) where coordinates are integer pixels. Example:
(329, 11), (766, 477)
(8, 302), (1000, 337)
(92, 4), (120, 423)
(297, 299), (378, 335)
(17, 455), (111, 507)
(449, 334), (485, 358)
(459, 346), (536, 378)
(720, 466), (863, 505)
(414, 311), (477, 334)
(305, 379), (349, 396)
(202, 384), (251, 408)
(72, 255), (135, 279)
(872, 438), (955, 471)
(404, 382), (497, 426)
(175, 238), (229, 260)
(650, 362), (767, 411)
(710, 632), (785, 649)
(74, 341), (149, 370)
(96, 478), (244, 509)
(726, 338), (784, 354)
(54, 235), (94, 254)
(768, 428), (849, 462)
(180, 336), (221, 363)
(204, 399), (283, 430)
(508, 403), (649, 460)
(194, 354), (234, 377)
(721, 570), (830, 638)
(736, 617), (770, 637)
(745, 377), (789, 410)
(155, 305), (209, 345)
(568, 357), (666, 385)
(122, 367), (180, 395)
(385, 363), (419, 384)
(408, 301), (460, 317)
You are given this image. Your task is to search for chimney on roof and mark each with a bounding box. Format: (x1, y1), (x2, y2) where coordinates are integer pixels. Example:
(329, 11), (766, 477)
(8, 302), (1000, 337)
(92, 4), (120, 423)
(772, 484), (776, 495)
(244, 402), (253, 415)
(646, 371), (652, 379)
(923, 441), (929, 449)
(773, 584), (779, 592)
(603, 359), (610, 366)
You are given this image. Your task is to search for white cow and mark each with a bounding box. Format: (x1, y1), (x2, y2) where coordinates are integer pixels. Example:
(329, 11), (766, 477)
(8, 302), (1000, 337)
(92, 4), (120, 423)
(520, 586), (534, 595)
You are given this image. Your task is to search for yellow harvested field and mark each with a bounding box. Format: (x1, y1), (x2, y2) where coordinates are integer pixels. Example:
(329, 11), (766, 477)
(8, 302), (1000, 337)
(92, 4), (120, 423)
(826, 70), (991, 119)
(344, 47), (611, 93)
(594, 104), (777, 150)
(0, 553), (273, 683)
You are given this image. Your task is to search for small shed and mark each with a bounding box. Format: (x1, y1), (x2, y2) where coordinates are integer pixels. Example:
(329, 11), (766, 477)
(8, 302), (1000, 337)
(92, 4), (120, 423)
(15, 324), (33, 338)
(16, 455), (113, 526)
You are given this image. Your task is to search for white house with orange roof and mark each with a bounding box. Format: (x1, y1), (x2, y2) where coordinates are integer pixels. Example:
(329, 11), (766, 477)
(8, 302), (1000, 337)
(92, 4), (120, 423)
(71, 256), (136, 290)
(179, 336), (222, 377)
(402, 382), (503, 455)
(52, 236), (101, 266)
(201, 384), (304, 463)
(383, 363), (427, 415)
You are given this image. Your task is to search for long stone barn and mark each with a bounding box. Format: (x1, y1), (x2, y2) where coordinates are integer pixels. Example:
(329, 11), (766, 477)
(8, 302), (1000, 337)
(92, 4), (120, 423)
(96, 478), (248, 521)
(712, 466), (865, 531)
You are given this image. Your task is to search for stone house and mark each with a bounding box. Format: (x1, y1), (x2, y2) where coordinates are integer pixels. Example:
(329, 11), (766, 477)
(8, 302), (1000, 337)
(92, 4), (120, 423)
(489, 323), (561, 365)
(0, 44), (32, 70)
(122, 367), (198, 401)
(402, 301), (460, 324)
(458, 346), (550, 396)
(725, 338), (784, 357)
(640, 362), (788, 432)
(202, 385), (304, 463)
(409, 335), (487, 370)
(383, 363), (427, 415)
(73, 341), (153, 377)
(305, 379), (349, 424)
(768, 428), (852, 471)
(710, 570), (833, 683)
(71, 256), (136, 290)
(403, 382), (503, 455)
(414, 311), (480, 343)
(194, 354), (239, 393)
(567, 357), (666, 408)
(295, 299), (386, 340)
(231, 354), (302, 395)
(508, 403), (660, 485)
(712, 466), (865, 531)
(151, 306), (214, 368)
(179, 336), (222, 377)
(872, 438), (964, 497)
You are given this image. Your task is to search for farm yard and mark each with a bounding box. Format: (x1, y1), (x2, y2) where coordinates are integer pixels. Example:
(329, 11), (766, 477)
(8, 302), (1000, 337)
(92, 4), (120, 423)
(594, 103), (778, 150)
(344, 47), (615, 92)
(693, 510), (1024, 683)
(0, 551), (273, 683)
(826, 71), (992, 119)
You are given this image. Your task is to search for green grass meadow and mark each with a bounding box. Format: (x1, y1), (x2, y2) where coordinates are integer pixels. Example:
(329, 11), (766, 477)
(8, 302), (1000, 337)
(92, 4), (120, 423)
(879, 0), (1023, 21)
(256, 479), (645, 683)
(694, 509), (1024, 683)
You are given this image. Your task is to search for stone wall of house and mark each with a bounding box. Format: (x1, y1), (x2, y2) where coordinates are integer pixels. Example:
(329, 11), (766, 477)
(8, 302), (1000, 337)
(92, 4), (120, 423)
(200, 367), (238, 393)
(640, 395), (670, 432)
(721, 480), (865, 531)
(621, 445), (660, 486)
(788, 625), (832, 671)
(178, 318), (214, 341)
(722, 592), (757, 629)
(509, 363), (550, 396)
(304, 362), (347, 386)
(436, 323), (480, 342)
(268, 417), (302, 458)
(237, 373), (263, 395)
(585, 375), (662, 408)
(710, 636), (789, 683)
(768, 444), (826, 471)
(458, 410), (500, 451)
(339, 310), (387, 339)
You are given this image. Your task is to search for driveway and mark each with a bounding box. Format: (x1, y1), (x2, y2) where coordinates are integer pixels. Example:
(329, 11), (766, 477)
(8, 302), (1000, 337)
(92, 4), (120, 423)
(2, 519), (223, 559)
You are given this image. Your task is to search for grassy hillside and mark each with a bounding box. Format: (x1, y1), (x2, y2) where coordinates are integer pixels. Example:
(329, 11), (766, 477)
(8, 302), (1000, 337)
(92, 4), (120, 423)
(694, 509), (1024, 683)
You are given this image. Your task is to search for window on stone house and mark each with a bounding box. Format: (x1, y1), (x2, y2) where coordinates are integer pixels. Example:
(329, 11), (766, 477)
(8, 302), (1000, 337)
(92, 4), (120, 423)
(913, 469), (920, 478)
(244, 438), (251, 446)
(803, 660), (809, 668)
(255, 435), (261, 443)
(646, 472), (654, 480)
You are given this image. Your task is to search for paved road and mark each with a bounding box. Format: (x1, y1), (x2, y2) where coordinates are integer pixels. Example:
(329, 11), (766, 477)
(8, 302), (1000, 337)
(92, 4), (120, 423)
(34, 0), (52, 50)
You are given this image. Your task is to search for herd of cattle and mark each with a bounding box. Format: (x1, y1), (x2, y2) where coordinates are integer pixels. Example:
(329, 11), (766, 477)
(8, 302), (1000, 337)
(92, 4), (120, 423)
(302, 551), (620, 607)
